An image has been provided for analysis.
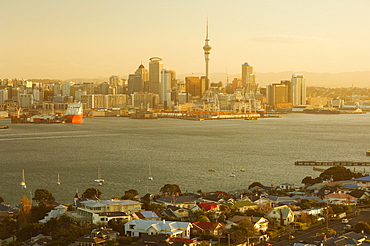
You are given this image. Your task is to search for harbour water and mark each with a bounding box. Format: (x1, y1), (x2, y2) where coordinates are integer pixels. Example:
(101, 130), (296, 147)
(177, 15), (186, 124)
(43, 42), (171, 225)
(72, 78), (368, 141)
(1, 113), (370, 206)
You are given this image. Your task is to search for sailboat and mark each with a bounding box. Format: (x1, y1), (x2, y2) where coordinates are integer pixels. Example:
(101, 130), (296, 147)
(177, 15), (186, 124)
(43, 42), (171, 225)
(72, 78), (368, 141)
(57, 173), (61, 185)
(148, 163), (153, 180)
(94, 166), (104, 186)
(230, 164), (236, 177)
(20, 169), (27, 189)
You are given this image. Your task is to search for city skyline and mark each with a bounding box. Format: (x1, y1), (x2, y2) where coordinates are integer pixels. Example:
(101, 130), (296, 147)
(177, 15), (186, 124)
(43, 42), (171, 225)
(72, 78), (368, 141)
(1, 0), (370, 81)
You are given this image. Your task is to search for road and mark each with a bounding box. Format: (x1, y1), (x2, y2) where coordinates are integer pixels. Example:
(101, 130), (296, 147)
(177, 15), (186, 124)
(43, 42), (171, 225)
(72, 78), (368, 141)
(258, 209), (370, 246)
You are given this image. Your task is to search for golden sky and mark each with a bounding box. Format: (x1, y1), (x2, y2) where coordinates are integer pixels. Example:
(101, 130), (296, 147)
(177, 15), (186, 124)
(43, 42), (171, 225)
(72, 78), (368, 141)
(1, 0), (370, 80)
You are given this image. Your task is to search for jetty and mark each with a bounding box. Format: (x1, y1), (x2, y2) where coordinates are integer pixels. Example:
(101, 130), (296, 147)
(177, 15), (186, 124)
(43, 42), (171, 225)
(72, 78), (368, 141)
(295, 161), (370, 166)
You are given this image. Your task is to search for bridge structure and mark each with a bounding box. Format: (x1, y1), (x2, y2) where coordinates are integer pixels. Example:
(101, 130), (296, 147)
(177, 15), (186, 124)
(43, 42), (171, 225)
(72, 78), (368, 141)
(295, 161), (370, 166)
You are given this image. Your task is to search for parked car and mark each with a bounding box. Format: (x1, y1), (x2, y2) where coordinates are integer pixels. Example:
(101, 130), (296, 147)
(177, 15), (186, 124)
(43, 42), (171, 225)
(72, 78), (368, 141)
(342, 218), (349, 224)
(344, 224), (351, 230)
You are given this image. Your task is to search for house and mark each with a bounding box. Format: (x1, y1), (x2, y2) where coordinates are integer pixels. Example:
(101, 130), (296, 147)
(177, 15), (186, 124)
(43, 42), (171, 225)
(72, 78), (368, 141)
(325, 193), (358, 205)
(131, 211), (162, 221)
(154, 196), (198, 208)
(74, 199), (141, 224)
(134, 235), (191, 246)
(354, 176), (370, 190)
(349, 190), (370, 203)
(191, 222), (224, 237)
(265, 195), (298, 206)
(162, 205), (191, 219)
(21, 234), (53, 246)
(226, 215), (269, 233)
(39, 205), (67, 223)
(198, 202), (219, 211)
(125, 219), (192, 238)
(231, 200), (258, 212)
(0, 203), (17, 222)
(265, 205), (295, 226)
(73, 227), (119, 246)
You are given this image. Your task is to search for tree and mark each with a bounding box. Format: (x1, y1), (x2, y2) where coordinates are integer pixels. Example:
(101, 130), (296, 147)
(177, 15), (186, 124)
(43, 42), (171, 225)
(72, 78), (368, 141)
(160, 184), (181, 195)
(122, 189), (139, 200)
(32, 189), (55, 205)
(320, 227), (336, 238)
(353, 221), (370, 233)
(319, 166), (363, 182)
(0, 197), (4, 204)
(82, 188), (102, 199)
(17, 195), (32, 229)
(248, 182), (263, 190)
(301, 176), (322, 186)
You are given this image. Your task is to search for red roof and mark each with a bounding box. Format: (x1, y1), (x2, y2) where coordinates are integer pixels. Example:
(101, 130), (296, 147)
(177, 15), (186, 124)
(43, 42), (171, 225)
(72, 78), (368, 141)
(171, 238), (196, 244)
(192, 222), (224, 231)
(198, 202), (218, 211)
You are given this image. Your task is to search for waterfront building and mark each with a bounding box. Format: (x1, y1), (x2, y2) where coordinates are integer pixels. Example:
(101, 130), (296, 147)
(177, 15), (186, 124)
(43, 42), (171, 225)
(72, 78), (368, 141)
(19, 94), (33, 108)
(105, 94), (127, 108)
(290, 74), (306, 106)
(149, 57), (163, 94)
(81, 94), (105, 109)
(161, 69), (175, 109)
(131, 92), (157, 109)
(203, 20), (212, 89)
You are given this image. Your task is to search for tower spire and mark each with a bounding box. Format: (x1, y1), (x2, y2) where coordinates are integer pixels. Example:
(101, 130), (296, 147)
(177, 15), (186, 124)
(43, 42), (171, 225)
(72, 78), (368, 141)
(203, 17), (212, 90)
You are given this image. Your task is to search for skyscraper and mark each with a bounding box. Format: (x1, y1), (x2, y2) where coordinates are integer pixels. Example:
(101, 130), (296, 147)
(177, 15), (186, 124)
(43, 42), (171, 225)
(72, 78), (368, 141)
(149, 57), (163, 94)
(161, 69), (175, 109)
(290, 74), (306, 106)
(203, 20), (212, 90)
(241, 62), (256, 93)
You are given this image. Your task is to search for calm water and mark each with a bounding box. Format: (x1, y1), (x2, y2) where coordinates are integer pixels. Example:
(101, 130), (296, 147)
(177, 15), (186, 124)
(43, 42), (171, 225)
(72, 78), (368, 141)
(1, 113), (370, 206)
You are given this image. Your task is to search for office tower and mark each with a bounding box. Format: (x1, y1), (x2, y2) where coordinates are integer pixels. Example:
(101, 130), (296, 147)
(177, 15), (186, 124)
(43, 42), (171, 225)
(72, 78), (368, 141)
(267, 83), (289, 109)
(61, 82), (71, 97)
(128, 74), (143, 95)
(241, 62), (257, 92)
(290, 74), (306, 106)
(185, 77), (201, 98)
(0, 89), (8, 104)
(109, 75), (121, 86)
(135, 64), (149, 82)
(149, 57), (163, 94)
(203, 20), (212, 90)
(161, 69), (175, 109)
(53, 83), (61, 96)
(19, 94), (34, 108)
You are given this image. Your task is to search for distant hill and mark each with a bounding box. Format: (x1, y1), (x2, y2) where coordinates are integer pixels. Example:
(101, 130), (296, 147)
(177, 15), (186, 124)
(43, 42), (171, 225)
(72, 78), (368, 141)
(64, 71), (370, 88)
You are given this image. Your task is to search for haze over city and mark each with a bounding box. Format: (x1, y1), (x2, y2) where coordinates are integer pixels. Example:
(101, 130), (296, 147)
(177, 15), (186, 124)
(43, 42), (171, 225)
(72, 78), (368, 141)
(1, 0), (370, 86)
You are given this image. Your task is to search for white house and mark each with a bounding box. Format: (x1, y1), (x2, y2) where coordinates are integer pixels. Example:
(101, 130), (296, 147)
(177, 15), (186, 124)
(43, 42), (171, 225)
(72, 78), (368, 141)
(39, 205), (67, 223)
(125, 219), (192, 238)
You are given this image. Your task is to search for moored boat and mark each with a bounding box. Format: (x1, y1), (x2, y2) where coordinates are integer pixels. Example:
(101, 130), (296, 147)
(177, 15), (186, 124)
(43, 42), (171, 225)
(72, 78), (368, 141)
(64, 103), (83, 124)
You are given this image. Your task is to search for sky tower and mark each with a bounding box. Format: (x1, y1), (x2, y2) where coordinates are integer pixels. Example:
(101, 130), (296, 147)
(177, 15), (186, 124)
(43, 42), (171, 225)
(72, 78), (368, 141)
(203, 19), (212, 89)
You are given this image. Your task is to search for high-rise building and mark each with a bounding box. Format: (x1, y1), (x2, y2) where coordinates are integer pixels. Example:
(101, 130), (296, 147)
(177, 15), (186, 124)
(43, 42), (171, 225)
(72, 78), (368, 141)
(135, 64), (149, 82)
(241, 62), (256, 92)
(149, 57), (163, 94)
(128, 74), (143, 95)
(109, 75), (121, 86)
(290, 74), (306, 106)
(61, 82), (71, 97)
(203, 20), (212, 90)
(185, 77), (201, 98)
(161, 69), (175, 109)
(0, 89), (8, 104)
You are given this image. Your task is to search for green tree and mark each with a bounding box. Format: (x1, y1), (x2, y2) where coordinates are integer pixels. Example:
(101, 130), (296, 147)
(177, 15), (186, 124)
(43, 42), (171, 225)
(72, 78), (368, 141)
(32, 189), (55, 205)
(160, 184), (182, 195)
(248, 182), (264, 190)
(228, 220), (257, 245)
(353, 221), (370, 233)
(0, 197), (4, 204)
(122, 189), (139, 200)
(301, 176), (322, 186)
(82, 188), (102, 199)
(319, 166), (363, 182)
(320, 227), (336, 237)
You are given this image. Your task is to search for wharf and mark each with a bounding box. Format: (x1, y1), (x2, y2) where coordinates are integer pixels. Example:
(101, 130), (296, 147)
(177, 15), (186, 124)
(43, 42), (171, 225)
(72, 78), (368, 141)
(295, 161), (370, 166)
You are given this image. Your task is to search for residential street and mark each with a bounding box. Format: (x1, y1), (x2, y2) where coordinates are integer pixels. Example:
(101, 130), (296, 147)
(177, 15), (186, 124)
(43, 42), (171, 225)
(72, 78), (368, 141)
(258, 209), (370, 246)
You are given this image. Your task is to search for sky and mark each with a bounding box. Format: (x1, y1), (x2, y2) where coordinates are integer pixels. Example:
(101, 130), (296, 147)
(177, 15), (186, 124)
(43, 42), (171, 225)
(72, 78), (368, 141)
(1, 0), (370, 80)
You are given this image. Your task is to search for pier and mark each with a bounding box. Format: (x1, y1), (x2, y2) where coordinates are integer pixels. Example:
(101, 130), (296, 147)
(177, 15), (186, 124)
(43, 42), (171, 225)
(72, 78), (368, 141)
(295, 161), (370, 166)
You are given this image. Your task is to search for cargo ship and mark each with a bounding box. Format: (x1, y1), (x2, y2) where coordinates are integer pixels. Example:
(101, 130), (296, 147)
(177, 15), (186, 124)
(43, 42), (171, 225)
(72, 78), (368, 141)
(64, 103), (84, 123)
(11, 114), (65, 123)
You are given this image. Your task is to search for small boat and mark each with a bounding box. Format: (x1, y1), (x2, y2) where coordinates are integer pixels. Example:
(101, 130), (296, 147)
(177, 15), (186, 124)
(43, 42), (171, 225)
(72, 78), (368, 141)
(20, 169), (27, 189)
(208, 168), (216, 172)
(148, 163), (153, 180)
(94, 166), (104, 186)
(230, 172), (235, 177)
(57, 173), (61, 185)
(367, 149), (370, 156)
(240, 169), (246, 172)
(0, 126), (9, 129)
